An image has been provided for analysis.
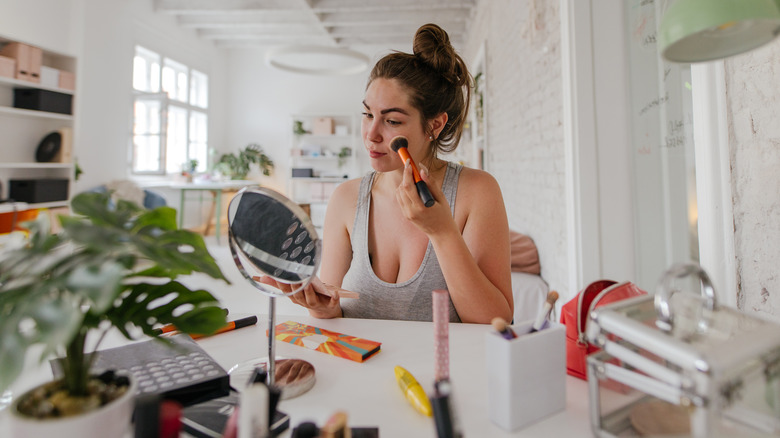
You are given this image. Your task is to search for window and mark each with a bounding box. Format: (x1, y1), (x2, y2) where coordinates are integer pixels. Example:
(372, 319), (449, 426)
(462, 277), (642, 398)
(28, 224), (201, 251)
(132, 46), (208, 175)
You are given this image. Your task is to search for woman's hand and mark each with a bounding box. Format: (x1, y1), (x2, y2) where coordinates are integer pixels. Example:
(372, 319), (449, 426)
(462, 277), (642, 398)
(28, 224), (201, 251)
(395, 160), (458, 238)
(255, 275), (342, 319)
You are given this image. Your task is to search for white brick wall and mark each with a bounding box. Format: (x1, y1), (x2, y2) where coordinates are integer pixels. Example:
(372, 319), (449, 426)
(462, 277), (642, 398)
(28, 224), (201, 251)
(461, 0), (780, 322)
(464, 0), (569, 296)
(725, 39), (780, 321)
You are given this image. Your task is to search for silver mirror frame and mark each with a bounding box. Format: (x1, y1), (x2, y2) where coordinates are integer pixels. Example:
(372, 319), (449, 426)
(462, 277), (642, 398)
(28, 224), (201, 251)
(226, 185), (321, 386)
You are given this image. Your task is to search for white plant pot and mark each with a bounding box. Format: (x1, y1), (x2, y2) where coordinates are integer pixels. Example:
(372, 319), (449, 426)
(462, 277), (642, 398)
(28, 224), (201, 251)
(9, 375), (137, 438)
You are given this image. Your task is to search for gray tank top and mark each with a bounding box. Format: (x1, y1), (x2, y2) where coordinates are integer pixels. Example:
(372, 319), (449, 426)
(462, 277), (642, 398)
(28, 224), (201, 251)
(341, 161), (463, 322)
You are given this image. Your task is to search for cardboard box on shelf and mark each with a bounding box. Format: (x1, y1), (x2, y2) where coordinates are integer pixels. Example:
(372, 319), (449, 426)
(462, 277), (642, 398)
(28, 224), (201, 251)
(0, 42), (42, 83)
(54, 127), (73, 163)
(312, 117), (334, 135)
(59, 70), (75, 90)
(0, 55), (15, 78)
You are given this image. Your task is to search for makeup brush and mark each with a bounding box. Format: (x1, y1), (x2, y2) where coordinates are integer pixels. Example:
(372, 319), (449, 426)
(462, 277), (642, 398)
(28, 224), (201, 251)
(390, 136), (435, 207)
(530, 291), (559, 333)
(491, 316), (517, 340)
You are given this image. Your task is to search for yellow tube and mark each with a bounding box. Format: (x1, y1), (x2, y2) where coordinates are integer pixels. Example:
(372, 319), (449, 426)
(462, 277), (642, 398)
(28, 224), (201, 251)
(394, 365), (432, 417)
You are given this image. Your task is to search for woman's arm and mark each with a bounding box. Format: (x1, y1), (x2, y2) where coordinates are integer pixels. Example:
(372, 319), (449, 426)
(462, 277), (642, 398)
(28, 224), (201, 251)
(319, 179), (359, 286)
(285, 179), (359, 318)
(396, 164), (513, 323)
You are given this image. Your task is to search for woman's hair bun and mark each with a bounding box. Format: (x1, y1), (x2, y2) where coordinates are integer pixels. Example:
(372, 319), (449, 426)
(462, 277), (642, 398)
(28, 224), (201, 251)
(412, 23), (467, 87)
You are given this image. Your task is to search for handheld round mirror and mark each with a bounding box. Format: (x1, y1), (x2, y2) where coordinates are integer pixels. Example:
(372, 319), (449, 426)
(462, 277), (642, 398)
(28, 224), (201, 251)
(226, 186), (320, 398)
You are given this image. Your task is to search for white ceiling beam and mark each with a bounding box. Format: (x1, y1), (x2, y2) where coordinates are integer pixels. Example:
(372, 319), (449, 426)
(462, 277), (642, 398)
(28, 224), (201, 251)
(211, 35), (337, 48)
(308, 0), (475, 12)
(156, 0), (305, 14)
(176, 13), (314, 28)
(197, 27), (327, 39)
(319, 10), (469, 26)
(156, 0), (473, 50)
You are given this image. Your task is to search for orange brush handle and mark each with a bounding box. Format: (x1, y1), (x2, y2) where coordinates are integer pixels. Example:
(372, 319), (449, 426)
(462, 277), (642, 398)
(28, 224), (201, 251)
(395, 147), (423, 182)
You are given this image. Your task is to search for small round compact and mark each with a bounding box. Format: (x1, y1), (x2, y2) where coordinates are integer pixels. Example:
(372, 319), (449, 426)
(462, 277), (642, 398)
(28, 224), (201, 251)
(35, 131), (62, 162)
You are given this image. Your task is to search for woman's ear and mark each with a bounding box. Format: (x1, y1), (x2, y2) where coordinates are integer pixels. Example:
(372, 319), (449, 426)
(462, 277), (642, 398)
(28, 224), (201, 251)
(428, 112), (449, 139)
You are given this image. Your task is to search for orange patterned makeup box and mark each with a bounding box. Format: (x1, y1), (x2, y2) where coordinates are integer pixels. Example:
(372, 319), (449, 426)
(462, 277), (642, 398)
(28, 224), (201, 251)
(270, 321), (381, 363)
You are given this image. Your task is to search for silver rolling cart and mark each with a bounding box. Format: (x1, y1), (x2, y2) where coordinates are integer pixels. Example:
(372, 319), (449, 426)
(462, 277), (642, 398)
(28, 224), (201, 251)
(585, 263), (780, 437)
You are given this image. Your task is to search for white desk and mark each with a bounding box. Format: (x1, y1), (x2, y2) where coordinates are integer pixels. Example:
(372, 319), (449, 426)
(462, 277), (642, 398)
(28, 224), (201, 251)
(151, 180), (255, 244)
(198, 314), (593, 437)
(0, 314), (593, 437)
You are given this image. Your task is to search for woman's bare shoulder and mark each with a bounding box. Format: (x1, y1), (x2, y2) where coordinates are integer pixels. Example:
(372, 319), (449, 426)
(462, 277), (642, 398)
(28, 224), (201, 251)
(456, 166), (502, 200)
(324, 177), (362, 219)
(330, 177), (362, 203)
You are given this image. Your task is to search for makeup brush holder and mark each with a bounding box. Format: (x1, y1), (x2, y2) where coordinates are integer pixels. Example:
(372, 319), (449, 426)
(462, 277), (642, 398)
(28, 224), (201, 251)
(485, 320), (566, 431)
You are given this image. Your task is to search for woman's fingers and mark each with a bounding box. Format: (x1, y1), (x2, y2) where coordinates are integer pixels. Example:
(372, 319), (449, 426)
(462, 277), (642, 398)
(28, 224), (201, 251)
(418, 164), (443, 203)
(396, 159), (418, 211)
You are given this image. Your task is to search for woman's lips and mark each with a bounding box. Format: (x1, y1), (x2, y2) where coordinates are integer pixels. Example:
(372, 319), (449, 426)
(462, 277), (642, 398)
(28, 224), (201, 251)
(369, 150), (386, 159)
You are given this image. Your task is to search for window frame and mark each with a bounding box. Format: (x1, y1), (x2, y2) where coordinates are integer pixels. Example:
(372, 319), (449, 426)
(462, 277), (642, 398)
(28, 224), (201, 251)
(131, 45), (208, 176)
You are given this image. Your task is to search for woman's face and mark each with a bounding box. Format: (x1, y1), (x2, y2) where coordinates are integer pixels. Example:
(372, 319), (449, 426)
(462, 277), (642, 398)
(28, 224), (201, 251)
(361, 78), (429, 173)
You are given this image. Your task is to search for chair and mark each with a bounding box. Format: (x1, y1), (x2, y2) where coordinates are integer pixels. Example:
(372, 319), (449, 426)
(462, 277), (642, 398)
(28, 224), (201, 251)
(508, 230), (549, 323)
(87, 180), (167, 209)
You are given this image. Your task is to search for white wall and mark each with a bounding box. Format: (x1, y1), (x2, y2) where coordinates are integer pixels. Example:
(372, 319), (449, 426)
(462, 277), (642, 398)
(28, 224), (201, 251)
(725, 39), (780, 320)
(75, 0), (229, 197)
(0, 0), (80, 55)
(463, 0), (572, 298)
(223, 46), (388, 194)
(0, 0), (229, 205)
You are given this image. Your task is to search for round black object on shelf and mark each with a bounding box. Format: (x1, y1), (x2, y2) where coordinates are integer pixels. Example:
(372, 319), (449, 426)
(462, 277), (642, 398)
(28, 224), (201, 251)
(35, 132), (62, 163)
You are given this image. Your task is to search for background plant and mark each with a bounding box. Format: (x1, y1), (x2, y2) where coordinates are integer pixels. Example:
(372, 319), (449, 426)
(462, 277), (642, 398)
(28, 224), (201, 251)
(337, 146), (352, 168)
(0, 192), (229, 396)
(215, 143), (274, 180)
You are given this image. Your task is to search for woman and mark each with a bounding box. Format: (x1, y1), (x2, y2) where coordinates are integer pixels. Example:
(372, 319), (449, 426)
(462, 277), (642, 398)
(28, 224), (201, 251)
(279, 24), (512, 323)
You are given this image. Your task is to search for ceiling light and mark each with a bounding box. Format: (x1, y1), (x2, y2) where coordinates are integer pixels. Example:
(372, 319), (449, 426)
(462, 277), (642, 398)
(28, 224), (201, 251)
(658, 0), (780, 62)
(265, 45), (370, 76)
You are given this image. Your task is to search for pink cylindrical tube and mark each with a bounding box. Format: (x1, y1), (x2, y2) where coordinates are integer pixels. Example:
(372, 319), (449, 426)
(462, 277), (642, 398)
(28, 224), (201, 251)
(432, 289), (450, 382)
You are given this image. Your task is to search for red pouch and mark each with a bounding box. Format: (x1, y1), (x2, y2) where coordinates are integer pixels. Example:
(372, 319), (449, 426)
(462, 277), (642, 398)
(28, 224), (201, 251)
(559, 280), (646, 380)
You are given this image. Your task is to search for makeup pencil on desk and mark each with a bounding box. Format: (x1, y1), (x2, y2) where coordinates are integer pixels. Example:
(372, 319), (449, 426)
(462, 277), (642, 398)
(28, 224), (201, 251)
(190, 315), (258, 339)
(432, 289), (450, 382)
(491, 316), (517, 340)
(530, 291), (559, 333)
(152, 308), (229, 335)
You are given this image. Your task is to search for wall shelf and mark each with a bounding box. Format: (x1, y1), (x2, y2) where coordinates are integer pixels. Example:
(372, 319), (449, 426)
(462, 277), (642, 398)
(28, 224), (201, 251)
(0, 162), (73, 169)
(0, 75), (74, 95)
(0, 35), (77, 205)
(289, 113), (359, 230)
(0, 105), (73, 120)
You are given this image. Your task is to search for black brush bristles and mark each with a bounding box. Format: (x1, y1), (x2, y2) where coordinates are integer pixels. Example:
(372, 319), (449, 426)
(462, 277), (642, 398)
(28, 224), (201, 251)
(390, 136), (408, 152)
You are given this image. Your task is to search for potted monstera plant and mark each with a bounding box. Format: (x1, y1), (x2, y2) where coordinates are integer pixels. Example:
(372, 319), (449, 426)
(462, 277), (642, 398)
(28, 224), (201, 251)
(0, 191), (229, 437)
(215, 143), (274, 180)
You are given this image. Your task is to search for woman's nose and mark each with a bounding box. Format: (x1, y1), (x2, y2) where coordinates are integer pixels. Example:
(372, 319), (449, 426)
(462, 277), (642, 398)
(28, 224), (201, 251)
(364, 119), (382, 143)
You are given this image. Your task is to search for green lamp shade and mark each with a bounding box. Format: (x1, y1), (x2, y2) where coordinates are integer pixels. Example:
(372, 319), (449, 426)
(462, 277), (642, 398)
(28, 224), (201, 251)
(659, 0), (780, 62)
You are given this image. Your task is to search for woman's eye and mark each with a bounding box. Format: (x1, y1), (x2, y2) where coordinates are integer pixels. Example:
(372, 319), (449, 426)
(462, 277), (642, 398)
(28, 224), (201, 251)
(386, 120), (401, 126)
(361, 112), (373, 119)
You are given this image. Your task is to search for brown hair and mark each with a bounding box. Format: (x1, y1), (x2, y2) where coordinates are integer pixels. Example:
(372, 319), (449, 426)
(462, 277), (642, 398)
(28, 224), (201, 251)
(368, 23), (472, 161)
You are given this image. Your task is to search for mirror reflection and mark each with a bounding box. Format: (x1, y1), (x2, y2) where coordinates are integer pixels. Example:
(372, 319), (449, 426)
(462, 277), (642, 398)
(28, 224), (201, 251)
(228, 187), (319, 290)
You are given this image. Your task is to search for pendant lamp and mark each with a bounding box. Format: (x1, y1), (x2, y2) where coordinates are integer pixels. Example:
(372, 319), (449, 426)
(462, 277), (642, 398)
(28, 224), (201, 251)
(265, 45), (370, 76)
(658, 0), (780, 62)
